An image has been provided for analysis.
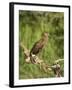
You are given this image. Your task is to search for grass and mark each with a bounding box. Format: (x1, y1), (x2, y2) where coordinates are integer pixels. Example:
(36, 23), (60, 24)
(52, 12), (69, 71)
(19, 11), (64, 79)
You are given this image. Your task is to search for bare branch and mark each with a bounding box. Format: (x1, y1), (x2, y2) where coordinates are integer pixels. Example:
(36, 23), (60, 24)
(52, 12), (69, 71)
(20, 42), (63, 77)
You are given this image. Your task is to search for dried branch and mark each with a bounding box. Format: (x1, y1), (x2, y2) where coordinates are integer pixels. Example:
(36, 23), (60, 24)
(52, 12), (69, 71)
(54, 59), (64, 64)
(20, 42), (63, 77)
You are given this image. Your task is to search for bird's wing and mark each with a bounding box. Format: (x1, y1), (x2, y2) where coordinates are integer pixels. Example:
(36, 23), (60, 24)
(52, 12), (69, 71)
(30, 40), (44, 55)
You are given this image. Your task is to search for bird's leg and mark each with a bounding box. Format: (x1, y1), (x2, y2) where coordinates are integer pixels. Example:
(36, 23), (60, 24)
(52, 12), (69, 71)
(30, 54), (37, 64)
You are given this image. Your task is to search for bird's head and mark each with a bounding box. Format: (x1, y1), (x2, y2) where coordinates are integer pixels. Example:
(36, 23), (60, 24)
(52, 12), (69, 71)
(41, 32), (49, 42)
(42, 32), (49, 38)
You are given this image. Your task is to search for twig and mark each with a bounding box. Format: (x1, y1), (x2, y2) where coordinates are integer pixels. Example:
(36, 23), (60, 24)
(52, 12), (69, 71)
(55, 59), (64, 64)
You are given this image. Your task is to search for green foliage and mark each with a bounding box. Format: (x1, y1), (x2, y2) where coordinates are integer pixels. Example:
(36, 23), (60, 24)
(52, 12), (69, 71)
(19, 10), (64, 79)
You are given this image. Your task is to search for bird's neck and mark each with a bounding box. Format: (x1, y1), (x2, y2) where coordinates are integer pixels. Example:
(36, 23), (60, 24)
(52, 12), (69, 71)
(42, 36), (48, 41)
(41, 36), (48, 44)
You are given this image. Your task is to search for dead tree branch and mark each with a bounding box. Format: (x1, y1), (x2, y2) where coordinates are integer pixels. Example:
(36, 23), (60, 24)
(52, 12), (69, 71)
(20, 42), (64, 77)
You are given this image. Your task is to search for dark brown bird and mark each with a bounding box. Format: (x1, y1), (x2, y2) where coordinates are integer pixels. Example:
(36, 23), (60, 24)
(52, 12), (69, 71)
(30, 32), (49, 63)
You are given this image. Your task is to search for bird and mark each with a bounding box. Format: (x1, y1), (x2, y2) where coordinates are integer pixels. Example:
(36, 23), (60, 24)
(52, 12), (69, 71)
(30, 32), (49, 63)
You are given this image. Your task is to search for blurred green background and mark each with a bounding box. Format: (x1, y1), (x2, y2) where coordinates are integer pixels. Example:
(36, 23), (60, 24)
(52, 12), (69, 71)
(19, 10), (64, 79)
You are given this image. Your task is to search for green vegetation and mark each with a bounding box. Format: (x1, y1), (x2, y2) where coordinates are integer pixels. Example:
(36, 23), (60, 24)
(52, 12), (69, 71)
(19, 10), (64, 79)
